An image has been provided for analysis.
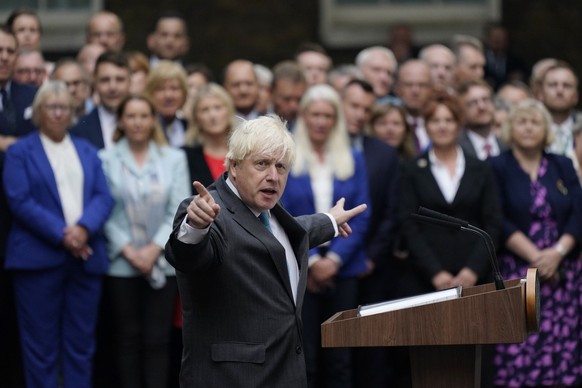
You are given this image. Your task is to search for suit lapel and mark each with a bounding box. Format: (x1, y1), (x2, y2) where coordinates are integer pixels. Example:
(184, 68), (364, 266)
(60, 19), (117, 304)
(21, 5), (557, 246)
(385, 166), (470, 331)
(453, 155), (477, 205)
(417, 154), (449, 206)
(29, 134), (63, 209)
(216, 177), (298, 305)
(71, 137), (91, 207)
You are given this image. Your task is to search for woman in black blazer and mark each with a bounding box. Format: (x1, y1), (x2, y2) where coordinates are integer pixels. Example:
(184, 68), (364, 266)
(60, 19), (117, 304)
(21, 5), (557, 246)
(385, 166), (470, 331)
(397, 95), (502, 296)
(182, 83), (237, 189)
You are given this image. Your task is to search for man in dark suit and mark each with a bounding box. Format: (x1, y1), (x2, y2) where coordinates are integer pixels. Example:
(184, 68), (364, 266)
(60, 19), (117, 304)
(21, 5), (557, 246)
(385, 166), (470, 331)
(165, 116), (366, 387)
(70, 51), (130, 149)
(341, 79), (401, 387)
(458, 79), (508, 160)
(0, 25), (36, 388)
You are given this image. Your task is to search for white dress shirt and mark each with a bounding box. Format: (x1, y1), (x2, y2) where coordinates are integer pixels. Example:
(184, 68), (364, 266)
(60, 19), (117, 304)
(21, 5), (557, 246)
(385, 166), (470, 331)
(40, 133), (84, 226)
(97, 106), (117, 149)
(549, 116), (574, 156)
(429, 147), (465, 204)
(467, 130), (500, 160)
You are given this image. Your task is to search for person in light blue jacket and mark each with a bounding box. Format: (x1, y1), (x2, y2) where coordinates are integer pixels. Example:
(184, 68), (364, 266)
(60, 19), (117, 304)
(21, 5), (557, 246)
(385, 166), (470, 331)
(99, 94), (190, 388)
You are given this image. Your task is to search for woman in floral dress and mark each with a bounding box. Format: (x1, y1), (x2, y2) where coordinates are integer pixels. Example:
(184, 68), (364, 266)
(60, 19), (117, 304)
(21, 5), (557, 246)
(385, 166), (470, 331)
(490, 99), (582, 387)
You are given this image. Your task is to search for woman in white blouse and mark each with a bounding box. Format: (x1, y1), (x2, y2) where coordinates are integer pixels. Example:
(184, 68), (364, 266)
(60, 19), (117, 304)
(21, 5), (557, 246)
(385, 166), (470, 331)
(3, 81), (113, 387)
(397, 94), (502, 296)
(99, 94), (190, 388)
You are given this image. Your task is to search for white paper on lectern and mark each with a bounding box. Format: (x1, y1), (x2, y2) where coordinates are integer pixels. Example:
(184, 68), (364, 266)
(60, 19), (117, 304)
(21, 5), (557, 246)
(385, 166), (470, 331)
(357, 286), (462, 317)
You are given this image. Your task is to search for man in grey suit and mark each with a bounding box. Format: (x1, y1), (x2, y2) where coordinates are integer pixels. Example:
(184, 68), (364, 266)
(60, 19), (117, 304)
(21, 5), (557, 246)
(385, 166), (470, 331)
(165, 116), (366, 387)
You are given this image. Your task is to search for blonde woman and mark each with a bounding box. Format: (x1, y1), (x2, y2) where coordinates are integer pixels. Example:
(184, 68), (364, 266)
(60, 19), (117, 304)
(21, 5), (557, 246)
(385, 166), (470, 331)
(144, 60), (188, 147)
(99, 94), (190, 387)
(182, 83), (237, 191)
(280, 84), (370, 387)
(490, 99), (582, 387)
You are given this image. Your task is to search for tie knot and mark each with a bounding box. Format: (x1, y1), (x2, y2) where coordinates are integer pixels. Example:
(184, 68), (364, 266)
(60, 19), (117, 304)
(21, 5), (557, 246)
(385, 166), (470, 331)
(483, 142), (492, 157)
(258, 211), (272, 233)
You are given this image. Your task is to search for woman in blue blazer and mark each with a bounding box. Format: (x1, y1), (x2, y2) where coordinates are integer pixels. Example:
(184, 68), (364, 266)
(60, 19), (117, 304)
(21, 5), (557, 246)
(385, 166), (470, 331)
(490, 99), (582, 386)
(99, 94), (190, 387)
(3, 81), (114, 388)
(281, 84), (370, 388)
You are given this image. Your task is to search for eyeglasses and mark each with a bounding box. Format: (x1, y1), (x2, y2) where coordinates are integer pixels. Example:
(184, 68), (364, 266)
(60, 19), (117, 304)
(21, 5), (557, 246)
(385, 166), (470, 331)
(465, 96), (493, 109)
(15, 68), (45, 76)
(43, 104), (72, 113)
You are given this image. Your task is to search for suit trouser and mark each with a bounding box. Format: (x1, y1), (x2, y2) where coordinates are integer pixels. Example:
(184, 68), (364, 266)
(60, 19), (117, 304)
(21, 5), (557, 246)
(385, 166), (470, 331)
(303, 277), (358, 388)
(12, 260), (102, 388)
(105, 276), (178, 388)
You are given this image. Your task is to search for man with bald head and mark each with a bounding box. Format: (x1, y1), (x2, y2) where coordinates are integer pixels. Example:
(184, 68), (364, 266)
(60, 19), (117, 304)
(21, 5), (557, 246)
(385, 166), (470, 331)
(224, 59), (261, 119)
(419, 44), (455, 94)
(52, 58), (93, 118)
(396, 59), (434, 153)
(77, 42), (106, 85)
(86, 11), (125, 52)
(355, 46), (398, 105)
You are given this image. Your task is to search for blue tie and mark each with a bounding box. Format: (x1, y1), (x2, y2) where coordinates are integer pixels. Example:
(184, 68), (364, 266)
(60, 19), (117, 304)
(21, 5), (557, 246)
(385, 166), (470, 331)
(258, 212), (272, 233)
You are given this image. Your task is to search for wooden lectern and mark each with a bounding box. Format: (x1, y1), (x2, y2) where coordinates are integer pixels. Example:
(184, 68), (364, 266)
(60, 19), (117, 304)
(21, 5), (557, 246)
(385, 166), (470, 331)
(321, 268), (540, 388)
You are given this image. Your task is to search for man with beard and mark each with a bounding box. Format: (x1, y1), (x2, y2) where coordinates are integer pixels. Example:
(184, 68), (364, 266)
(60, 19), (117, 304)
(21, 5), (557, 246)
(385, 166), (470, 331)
(458, 79), (507, 160)
(537, 61), (580, 156)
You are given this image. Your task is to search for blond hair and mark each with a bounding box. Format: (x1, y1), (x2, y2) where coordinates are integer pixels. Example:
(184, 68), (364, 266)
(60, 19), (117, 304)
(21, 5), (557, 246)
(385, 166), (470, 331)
(501, 99), (554, 148)
(184, 83), (236, 146)
(293, 84), (354, 180)
(226, 115), (295, 170)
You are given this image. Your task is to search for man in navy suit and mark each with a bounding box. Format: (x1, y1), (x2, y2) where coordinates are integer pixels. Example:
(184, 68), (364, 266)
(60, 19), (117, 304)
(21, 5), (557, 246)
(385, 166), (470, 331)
(0, 24), (37, 388)
(341, 79), (402, 387)
(70, 51), (130, 149)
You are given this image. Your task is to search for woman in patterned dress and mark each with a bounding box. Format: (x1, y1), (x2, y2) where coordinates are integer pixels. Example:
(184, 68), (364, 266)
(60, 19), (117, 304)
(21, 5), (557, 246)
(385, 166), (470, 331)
(489, 99), (582, 387)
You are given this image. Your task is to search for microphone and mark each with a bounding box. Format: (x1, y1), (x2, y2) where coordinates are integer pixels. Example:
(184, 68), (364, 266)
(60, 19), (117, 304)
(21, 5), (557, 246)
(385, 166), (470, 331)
(414, 207), (505, 290)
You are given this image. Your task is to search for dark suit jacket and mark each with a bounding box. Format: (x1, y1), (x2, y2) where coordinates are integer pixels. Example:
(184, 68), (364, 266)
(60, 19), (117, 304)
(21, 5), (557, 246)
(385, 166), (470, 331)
(3, 132), (114, 274)
(361, 136), (400, 266)
(489, 151), (582, 257)
(0, 82), (37, 260)
(458, 129), (508, 160)
(0, 81), (37, 138)
(70, 109), (105, 149)
(165, 174), (335, 388)
(183, 145), (215, 194)
(397, 150), (502, 292)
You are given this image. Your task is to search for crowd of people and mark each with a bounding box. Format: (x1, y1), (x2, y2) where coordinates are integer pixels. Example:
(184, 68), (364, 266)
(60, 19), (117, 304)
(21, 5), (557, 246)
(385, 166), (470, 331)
(1, 7), (582, 388)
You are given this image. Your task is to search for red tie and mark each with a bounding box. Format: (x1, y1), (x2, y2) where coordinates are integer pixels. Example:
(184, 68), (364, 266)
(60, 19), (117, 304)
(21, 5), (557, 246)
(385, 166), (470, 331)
(483, 142), (492, 157)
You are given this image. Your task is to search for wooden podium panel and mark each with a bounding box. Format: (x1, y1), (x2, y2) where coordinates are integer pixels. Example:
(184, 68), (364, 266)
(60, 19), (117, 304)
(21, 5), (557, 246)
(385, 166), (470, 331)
(321, 270), (539, 388)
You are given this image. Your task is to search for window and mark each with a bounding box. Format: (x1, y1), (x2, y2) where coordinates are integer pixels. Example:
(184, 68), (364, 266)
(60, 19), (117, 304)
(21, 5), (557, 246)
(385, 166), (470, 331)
(0, 0), (102, 51)
(320, 0), (501, 47)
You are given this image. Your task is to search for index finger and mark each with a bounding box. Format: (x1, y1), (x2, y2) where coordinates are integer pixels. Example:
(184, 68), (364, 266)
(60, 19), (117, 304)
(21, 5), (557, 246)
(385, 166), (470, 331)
(193, 181), (211, 199)
(345, 203), (367, 219)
